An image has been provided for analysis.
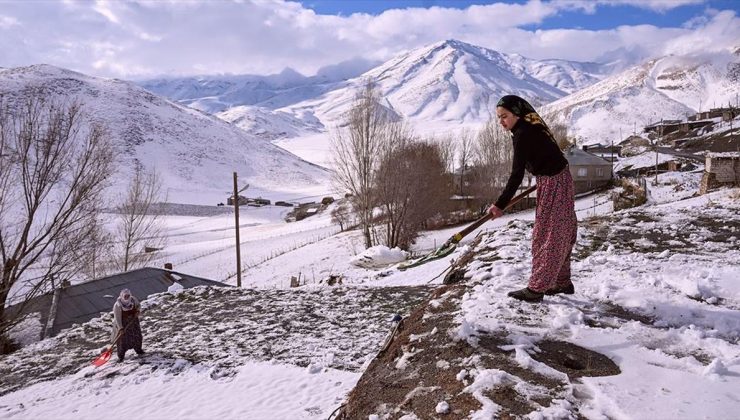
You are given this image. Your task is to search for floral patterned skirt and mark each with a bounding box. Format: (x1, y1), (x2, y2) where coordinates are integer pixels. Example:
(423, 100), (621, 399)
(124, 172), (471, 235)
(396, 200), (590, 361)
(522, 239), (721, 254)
(528, 167), (577, 292)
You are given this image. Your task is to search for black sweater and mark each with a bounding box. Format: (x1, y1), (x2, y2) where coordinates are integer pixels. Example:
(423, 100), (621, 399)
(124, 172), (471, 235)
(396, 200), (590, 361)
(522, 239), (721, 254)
(494, 119), (568, 209)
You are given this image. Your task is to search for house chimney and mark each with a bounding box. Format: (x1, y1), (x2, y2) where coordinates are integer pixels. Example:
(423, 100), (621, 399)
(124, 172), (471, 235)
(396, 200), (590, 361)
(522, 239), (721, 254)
(164, 262), (173, 270)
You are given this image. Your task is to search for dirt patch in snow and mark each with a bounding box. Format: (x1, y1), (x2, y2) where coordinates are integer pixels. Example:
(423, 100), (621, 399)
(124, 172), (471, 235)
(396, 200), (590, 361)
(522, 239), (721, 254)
(335, 284), (621, 419)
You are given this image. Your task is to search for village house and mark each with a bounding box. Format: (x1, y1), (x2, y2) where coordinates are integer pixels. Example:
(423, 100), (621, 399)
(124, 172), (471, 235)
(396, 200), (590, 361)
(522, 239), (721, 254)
(582, 143), (622, 160)
(689, 107), (738, 122)
(644, 119), (683, 136)
(565, 146), (613, 194)
(227, 194), (249, 206)
(700, 152), (740, 194)
(679, 120), (713, 134)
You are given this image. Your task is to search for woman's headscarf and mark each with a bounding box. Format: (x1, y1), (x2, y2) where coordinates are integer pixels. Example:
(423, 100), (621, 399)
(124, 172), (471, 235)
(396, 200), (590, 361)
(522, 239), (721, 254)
(496, 95), (558, 146)
(119, 288), (135, 311)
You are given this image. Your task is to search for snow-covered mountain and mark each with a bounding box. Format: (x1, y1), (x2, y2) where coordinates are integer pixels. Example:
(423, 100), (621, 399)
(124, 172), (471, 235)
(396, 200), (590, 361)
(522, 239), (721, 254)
(542, 48), (740, 146)
(279, 40), (611, 127)
(139, 40), (611, 136)
(138, 57), (380, 114)
(0, 65), (330, 204)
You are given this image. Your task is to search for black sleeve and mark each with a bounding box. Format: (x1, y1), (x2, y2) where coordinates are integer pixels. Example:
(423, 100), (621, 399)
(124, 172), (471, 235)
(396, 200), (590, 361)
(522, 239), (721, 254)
(494, 138), (526, 210)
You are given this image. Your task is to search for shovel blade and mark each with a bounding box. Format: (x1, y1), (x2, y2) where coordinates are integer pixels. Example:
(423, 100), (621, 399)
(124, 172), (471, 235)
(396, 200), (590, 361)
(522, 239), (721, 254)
(92, 348), (113, 367)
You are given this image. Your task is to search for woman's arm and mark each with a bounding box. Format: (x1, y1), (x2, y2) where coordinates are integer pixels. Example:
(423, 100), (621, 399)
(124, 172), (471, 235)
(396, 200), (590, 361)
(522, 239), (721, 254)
(113, 303), (123, 329)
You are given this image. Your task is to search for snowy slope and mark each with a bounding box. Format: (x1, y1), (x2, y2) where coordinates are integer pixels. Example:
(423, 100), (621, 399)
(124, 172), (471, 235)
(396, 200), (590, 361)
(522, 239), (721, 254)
(0, 65), (330, 204)
(542, 49), (740, 146)
(216, 105), (324, 141)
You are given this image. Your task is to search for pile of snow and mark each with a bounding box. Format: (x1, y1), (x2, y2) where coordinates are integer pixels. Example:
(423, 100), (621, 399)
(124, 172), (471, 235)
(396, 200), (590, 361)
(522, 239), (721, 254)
(350, 246), (409, 269)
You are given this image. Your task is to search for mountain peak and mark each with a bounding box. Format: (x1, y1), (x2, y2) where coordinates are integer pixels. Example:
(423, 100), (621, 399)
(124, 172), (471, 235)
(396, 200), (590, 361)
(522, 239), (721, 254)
(1, 63), (88, 79)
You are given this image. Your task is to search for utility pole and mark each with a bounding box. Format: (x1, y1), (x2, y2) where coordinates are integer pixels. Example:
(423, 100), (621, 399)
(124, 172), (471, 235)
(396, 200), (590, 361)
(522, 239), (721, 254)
(655, 119), (661, 185)
(232, 173), (249, 288)
(613, 129), (618, 178)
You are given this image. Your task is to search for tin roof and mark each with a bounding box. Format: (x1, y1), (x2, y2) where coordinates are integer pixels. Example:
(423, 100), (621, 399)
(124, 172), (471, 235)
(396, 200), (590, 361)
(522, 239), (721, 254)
(565, 147), (613, 167)
(11, 267), (225, 337)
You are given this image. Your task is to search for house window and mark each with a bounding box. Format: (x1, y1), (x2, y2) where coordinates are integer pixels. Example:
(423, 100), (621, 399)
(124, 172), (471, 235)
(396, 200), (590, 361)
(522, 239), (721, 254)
(597, 168), (604, 177)
(577, 168), (587, 177)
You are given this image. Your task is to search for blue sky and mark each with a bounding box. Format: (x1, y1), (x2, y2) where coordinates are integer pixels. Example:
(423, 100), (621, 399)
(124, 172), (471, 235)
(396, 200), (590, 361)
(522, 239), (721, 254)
(0, 0), (738, 77)
(301, 0), (740, 29)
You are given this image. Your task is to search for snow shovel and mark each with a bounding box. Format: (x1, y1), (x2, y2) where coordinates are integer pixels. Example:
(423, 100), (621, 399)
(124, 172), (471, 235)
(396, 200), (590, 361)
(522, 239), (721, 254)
(92, 318), (137, 367)
(398, 185), (536, 270)
(92, 330), (122, 367)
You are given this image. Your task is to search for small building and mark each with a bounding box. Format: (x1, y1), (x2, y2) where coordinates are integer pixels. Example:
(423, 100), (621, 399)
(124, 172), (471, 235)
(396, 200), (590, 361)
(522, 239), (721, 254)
(700, 153), (740, 194)
(227, 195), (249, 206)
(679, 120), (713, 133)
(722, 108), (739, 122)
(564, 146), (613, 194)
(644, 120), (683, 135)
(8, 267), (225, 339)
(692, 107), (737, 121)
(253, 197), (270, 206)
(583, 143), (622, 160)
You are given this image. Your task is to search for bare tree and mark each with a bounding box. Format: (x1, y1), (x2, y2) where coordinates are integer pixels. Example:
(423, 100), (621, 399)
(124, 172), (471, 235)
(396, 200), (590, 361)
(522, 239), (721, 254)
(330, 200), (353, 231)
(456, 128), (476, 197)
(548, 121), (572, 151)
(375, 139), (451, 249)
(435, 134), (457, 174)
(471, 117), (514, 206)
(113, 165), (166, 272)
(331, 80), (391, 249)
(0, 97), (114, 347)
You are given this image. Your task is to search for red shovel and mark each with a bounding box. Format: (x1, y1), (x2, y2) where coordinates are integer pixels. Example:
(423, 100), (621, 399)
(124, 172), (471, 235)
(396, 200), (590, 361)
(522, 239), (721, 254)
(91, 330), (123, 367)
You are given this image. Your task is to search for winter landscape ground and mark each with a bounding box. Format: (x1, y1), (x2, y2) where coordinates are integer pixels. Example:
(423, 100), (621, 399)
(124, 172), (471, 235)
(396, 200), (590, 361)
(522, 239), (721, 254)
(1, 169), (739, 418)
(1, 2), (740, 418)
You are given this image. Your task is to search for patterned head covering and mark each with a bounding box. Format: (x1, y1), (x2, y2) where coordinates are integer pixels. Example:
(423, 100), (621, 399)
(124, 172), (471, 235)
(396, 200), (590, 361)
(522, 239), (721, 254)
(119, 288), (134, 310)
(496, 95), (559, 148)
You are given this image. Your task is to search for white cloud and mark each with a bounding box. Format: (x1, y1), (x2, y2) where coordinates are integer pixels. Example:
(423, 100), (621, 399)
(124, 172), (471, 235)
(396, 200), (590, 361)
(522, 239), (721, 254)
(0, 0), (735, 78)
(0, 15), (19, 28)
(554, 0), (707, 13)
(663, 10), (740, 55)
(93, 0), (120, 24)
(601, 0), (706, 13)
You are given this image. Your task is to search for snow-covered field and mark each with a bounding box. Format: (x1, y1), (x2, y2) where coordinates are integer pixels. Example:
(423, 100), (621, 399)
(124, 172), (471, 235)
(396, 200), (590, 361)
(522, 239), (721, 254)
(1, 165), (739, 418)
(457, 188), (740, 418)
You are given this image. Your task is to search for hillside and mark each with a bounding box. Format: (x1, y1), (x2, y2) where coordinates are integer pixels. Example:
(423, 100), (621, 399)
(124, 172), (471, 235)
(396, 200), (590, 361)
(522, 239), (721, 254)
(0, 64), (330, 204)
(543, 49), (740, 146)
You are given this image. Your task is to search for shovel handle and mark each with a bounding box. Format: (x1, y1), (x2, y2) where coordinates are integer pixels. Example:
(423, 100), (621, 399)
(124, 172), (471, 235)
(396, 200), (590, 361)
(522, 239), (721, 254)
(449, 185), (536, 244)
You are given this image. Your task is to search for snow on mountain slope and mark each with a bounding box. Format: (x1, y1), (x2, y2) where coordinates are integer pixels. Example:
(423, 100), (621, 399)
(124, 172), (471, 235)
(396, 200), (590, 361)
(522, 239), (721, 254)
(542, 49), (740, 146)
(138, 60), (378, 114)
(0, 65), (330, 204)
(138, 40), (611, 139)
(216, 105), (324, 141)
(282, 40), (610, 128)
(507, 54), (608, 95)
